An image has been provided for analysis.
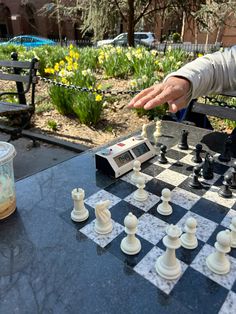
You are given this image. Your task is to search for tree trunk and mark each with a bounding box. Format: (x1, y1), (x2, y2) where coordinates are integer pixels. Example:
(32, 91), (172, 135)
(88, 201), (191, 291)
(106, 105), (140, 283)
(127, 0), (135, 46)
(180, 11), (186, 42)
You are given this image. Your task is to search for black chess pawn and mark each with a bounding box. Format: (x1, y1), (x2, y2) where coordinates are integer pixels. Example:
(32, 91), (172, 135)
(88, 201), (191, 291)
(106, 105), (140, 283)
(219, 174), (232, 198)
(192, 144), (203, 163)
(178, 130), (189, 150)
(189, 166), (202, 189)
(158, 144), (168, 164)
(229, 160), (236, 189)
(218, 137), (232, 163)
(202, 152), (214, 180)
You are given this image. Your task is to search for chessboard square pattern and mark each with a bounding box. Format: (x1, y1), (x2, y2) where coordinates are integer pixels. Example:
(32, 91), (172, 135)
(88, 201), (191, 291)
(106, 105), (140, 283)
(156, 169), (188, 186)
(191, 243), (236, 290)
(145, 178), (175, 197)
(105, 231), (154, 268)
(80, 219), (124, 248)
(121, 171), (153, 185)
(177, 211), (218, 243)
(190, 198), (230, 224)
(152, 157), (176, 169)
(136, 213), (168, 245)
(214, 162), (230, 175)
(142, 162), (165, 177)
(148, 202), (188, 225)
(124, 191), (160, 212)
(221, 208), (236, 228)
(219, 291), (236, 314)
(169, 162), (194, 176)
(203, 187), (236, 208)
(179, 154), (197, 166)
(170, 187), (200, 210)
(165, 149), (187, 160)
(85, 189), (121, 209)
(171, 267), (229, 314)
(109, 200), (144, 226)
(178, 177), (210, 197)
(157, 238), (205, 265)
(134, 246), (188, 295)
(104, 179), (136, 199)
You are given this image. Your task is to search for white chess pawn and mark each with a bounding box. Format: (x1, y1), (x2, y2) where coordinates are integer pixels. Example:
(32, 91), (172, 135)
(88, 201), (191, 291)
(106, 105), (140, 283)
(141, 124), (148, 139)
(71, 188), (89, 222)
(94, 200), (113, 234)
(206, 229), (231, 275)
(153, 120), (161, 144)
(133, 175), (148, 202)
(131, 160), (141, 184)
(120, 212), (141, 255)
(230, 216), (236, 248)
(157, 188), (172, 216)
(155, 224), (182, 280)
(180, 217), (198, 249)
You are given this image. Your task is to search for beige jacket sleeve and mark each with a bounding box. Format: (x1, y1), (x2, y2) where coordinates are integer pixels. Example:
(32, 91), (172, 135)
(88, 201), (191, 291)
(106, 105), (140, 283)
(165, 46), (236, 100)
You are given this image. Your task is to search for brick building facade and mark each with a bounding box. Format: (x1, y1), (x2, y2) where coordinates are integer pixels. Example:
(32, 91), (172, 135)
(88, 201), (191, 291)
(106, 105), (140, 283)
(0, 0), (236, 46)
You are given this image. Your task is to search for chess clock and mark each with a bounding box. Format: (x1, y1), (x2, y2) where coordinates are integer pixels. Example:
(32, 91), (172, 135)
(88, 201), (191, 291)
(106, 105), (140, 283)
(95, 136), (155, 178)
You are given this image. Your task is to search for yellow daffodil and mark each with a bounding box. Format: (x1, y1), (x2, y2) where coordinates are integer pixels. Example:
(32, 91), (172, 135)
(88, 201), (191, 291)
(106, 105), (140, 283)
(54, 63), (60, 71)
(198, 53), (203, 57)
(95, 94), (103, 102)
(61, 77), (69, 85)
(59, 60), (65, 66)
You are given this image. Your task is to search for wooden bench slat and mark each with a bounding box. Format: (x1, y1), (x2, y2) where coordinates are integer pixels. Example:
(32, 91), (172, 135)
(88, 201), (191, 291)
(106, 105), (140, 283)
(0, 60), (33, 69)
(0, 73), (30, 83)
(0, 102), (32, 115)
(192, 102), (236, 121)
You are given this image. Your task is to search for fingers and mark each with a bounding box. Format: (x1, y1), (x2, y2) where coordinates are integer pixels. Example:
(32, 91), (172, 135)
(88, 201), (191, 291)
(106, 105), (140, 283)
(167, 94), (189, 113)
(127, 86), (156, 108)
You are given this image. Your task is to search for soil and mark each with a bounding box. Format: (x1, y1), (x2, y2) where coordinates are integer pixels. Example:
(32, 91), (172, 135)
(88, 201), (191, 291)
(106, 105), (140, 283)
(32, 80), (150, 148)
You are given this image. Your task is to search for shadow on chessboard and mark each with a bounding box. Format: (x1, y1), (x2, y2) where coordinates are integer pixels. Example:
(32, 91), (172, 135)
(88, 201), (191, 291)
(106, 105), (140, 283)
(201, 130), (236, 158)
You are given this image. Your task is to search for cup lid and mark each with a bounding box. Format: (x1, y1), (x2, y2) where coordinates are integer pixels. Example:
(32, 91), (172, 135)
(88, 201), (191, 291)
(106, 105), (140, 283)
(0, 142), (16, 166)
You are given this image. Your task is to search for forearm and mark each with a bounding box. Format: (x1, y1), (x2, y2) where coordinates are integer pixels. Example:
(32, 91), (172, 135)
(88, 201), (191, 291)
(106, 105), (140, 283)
(165, 47), (236, 100)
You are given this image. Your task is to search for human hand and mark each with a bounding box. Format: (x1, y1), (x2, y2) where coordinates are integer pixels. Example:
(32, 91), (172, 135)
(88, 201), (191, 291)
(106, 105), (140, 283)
(127, 76), (191, 113)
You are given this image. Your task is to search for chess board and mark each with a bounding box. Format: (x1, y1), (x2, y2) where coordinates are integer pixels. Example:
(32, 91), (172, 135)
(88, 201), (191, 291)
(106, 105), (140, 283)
(62, 143), (236, 314)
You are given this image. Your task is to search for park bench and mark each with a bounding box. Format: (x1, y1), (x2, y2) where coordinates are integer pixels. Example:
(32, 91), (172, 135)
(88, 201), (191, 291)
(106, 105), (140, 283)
(0, 52), (38, 128)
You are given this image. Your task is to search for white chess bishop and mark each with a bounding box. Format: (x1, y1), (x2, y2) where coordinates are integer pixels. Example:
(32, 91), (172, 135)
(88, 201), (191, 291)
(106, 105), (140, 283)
(131, 160), (142, 185)
(94, 200), (113, 234)
(133, 175), (148, 202)
(230, 216), (236, 248)
(157, 188), (172, 215)
(155, 224), (182, 280)
(153, 120), (161, 145)
(180, 217), (198, 249)
(141, 124), (148, 139)
(120, 212), (141, 255)
(71, 188), (89, 222)
(206, 229), (231, 275)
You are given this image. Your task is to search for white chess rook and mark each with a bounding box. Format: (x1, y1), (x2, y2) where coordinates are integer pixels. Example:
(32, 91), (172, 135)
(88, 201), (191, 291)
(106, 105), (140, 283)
(206, 229), (231, 275)
(131, 160), (142, 185)
(230, 216), (236, 248)
(133, 175), (148, 202)
(94, 200), (113, 234)
(157, 188), (172, 216)
(155, 224), (182, 280)
(120, 212), (141, 255)
(180, 217), (198, 249)
(71, 188), (89, 222)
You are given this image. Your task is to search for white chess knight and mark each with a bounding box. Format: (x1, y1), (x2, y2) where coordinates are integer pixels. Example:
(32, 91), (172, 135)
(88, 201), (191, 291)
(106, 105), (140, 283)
(71, 188), (89, 222)
(230, 216), (236, 248)
(157, 188), (172, 216)
(153, 120), (161, 145)
(94, 200), (113, 234)
(206, 229), (231, 275)
(120, 212), (141, 255)
(155, 224), (182, 280)
(141, 124), (148, 139)
(133, 175), (148, 202)
(180, 217), (198, 249)
(131, 160), (142, 185)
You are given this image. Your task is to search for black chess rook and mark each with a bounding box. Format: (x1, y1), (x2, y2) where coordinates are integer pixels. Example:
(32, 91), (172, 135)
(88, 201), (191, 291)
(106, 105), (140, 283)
(178, 130), (189, 150)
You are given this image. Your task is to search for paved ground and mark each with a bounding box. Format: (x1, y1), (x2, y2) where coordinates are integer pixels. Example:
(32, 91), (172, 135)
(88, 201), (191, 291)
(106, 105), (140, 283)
(0, 132), (79, 180)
